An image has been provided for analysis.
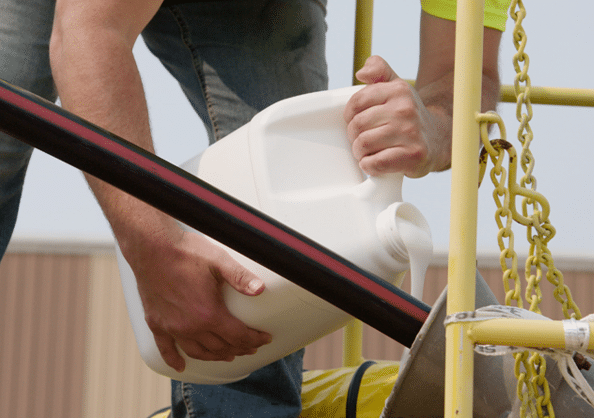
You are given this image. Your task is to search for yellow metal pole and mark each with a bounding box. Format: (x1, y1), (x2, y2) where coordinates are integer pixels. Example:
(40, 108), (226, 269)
(444, 1), (484, 417)
(468, 319), (594, 351)
(343, 0), (374, 368)
(352, 0), (374, 85)
(342, 320), (365, 367)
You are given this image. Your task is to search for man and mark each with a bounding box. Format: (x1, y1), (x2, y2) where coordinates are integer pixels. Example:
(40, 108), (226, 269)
(1, 0), (508, 416)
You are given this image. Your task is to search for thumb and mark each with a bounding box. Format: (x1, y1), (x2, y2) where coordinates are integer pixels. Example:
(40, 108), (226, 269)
(217, 256), (265, 296)
(355, 55), (399, 85)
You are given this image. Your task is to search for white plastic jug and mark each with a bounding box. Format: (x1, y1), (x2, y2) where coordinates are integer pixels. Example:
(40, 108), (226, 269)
(116, 86), (433, 384)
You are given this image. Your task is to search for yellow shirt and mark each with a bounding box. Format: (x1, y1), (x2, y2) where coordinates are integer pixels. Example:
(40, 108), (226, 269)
(421, 0), (513, 31)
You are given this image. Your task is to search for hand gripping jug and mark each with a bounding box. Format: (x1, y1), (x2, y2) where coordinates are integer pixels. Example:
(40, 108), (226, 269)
(116, 86), (433, 384)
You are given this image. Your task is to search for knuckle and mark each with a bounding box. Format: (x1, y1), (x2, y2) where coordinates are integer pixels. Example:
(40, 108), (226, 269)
(349, 111), (372, 137)
(227, 266), (249, 289)
(355, 130), (375, 152)
(398, 102), (418, 120)
(369, 157), (391, 174)
(390, 77), (412, 92)
(194, 309), (220, 330)
(347, 94), (366, 116)
(144, 312), (163, 333)
(236, 331), (257, 347)
(359, 159), (381, 176)
(177, 340), (206, 359)
(407, 142), (429, 163)
(400, 122), (421, 142)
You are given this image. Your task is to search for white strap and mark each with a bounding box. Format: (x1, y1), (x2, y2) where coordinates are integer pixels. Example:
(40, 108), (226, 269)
(445, 305), (594, 408)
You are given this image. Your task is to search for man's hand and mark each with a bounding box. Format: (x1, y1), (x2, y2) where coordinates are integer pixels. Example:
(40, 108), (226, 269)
(128, 227), (272, 373)
(344, 56), (448, 178)
(344, 12), (502, 178)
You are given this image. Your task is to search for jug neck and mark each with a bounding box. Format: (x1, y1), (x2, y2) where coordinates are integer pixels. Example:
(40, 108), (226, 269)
(353, 172), (404, 204)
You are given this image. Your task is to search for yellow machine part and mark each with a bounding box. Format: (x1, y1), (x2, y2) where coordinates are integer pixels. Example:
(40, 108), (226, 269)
(300, 361), (399, 418)
(146, 361), (399, 418)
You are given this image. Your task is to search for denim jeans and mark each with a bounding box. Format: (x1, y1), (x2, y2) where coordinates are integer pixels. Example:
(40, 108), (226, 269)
(0, 0), (57, 258)
(141, 1), (328, 417)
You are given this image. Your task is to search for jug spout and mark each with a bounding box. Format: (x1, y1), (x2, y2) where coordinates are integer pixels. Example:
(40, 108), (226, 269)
(376, 202), (433, 301)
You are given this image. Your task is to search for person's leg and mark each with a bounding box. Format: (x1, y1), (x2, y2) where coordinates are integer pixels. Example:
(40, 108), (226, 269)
(170, 350), (305, 418)
(142, 0), (328, 144)
(0, 0), (57, 258)
(141, 1), (328, 417)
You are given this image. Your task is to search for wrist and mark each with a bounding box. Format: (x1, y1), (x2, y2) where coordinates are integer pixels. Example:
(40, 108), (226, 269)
(112, 204), (185, 268)
(425, 107), (453, 173)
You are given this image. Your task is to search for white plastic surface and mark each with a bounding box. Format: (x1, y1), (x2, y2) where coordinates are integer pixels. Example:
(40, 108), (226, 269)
(116, 86), (433, 384)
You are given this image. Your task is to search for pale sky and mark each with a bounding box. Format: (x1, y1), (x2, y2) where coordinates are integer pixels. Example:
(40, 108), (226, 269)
(12, 1), (594, 260)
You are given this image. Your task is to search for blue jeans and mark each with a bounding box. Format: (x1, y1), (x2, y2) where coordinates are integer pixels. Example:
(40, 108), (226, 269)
(0, 0), (57, 258)
(141, 1), (328, 417)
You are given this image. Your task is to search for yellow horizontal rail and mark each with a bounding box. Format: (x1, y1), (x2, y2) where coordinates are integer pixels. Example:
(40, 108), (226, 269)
(406, 80), (594, 107)
(467, 318), (594, 351)
(499, 85), (594, 107)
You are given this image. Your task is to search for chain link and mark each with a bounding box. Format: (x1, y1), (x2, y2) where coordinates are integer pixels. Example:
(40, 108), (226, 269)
(475, 1), (583, 416)
(509, 0), (582, 321)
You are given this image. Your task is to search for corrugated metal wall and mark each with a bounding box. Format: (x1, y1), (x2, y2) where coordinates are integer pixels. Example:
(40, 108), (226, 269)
(1, 243), (170, 418)
(0, 251), (89, 418)
(1, 241), (593, 417)
(83, 254), (170, 418)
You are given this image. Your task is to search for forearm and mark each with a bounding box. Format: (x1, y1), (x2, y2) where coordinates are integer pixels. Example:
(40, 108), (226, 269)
(48, 1), (272, 369)
(49, 24), (180, 258)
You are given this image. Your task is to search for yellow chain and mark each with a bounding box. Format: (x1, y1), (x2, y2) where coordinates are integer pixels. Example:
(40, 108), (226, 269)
(476, 1), (583, 416)
(509, 1), (581, 321)
(478, 117), (524, 308)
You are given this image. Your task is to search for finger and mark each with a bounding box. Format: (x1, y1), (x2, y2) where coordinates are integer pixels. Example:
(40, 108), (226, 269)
(359, 145), (430, 178)
(344, 84), (389, 126)
(214, 253), (265, 296)
(351, 124), (396, 161)
(176, 335), (242, 362)
(185, 291), (272, 350)
(345, 80), (413, 130)
(153, 331), (186, 372)
(355, 55), (398, 85)
(183, 331), (259, 357)
(346, 97), (400, 147)
(213, 311), (273, 349)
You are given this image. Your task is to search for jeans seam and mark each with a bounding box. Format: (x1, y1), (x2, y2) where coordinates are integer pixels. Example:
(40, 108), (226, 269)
(166, 6), (222, 142)
(181, 381), (197, 418)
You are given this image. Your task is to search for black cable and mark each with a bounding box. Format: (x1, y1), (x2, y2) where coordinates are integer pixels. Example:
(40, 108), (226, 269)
(346, 360), (377, 418)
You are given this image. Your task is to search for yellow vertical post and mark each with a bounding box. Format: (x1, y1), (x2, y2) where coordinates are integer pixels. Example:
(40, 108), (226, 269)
(342, 320), (364, 367)
(352, 0), (374, 84)
(444, 0), (484, 417)
(343, 0), (374, 368)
